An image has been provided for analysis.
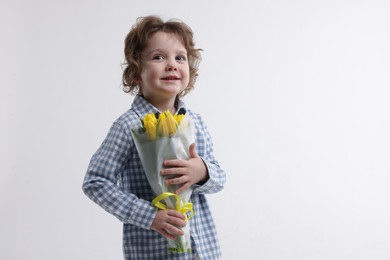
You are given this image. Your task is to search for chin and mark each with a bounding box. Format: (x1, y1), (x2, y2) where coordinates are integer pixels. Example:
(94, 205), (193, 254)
(161, 86), (184, 95)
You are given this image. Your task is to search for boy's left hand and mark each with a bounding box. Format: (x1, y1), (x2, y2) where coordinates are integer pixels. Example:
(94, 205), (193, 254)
(161, 143), (208, 194)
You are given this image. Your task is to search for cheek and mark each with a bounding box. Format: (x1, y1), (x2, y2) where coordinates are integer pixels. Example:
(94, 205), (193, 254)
(140, 68), (158, 83)
(182, 66), (190, 79)
(150, 69), (161, 79)
(147, 66), (163, 80)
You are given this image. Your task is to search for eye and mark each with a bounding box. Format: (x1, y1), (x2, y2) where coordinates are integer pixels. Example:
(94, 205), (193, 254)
(176, 55), (187, 62)
(152, 54), (164, 60)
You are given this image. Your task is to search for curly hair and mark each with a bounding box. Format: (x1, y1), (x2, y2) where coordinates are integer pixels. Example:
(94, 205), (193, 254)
(122, 16), (202, 97)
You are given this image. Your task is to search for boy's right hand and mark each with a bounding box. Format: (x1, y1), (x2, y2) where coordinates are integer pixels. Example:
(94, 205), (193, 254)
(150, 209), (186, 240)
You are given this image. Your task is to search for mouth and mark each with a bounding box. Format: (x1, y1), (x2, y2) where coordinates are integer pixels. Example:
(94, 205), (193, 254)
(161, 75), (180, 80)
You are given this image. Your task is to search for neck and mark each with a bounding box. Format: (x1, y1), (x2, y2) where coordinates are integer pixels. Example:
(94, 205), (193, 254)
(144, 95), (178, 114)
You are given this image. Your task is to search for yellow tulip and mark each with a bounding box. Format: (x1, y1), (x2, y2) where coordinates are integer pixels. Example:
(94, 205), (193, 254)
(156, 111), (178, 137)
(140, 110), (183, 140)
(156, 113), (166, 137)
(164, 111), (178, 136)
(174, 114), (184, 124)
(142, 113), (158, 140)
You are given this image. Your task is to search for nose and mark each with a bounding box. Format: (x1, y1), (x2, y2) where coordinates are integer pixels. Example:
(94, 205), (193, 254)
(167, 66), (177, 71)
(166, 59), (178, 71)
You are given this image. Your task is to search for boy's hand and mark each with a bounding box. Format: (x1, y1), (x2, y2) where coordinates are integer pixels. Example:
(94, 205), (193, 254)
(161, 143), (208, 194)
(151, 209), (186, 240)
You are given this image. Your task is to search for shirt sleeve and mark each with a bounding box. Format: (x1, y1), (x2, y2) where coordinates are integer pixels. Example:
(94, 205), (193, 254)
(191, 114), (226, 194)
(82, 121), (156, 230)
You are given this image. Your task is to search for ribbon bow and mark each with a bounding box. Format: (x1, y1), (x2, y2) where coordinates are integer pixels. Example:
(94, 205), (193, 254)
(152, 192), (194, 221)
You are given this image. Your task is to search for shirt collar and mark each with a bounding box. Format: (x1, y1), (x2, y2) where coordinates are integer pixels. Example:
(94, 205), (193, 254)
(131, 95), (186, 118)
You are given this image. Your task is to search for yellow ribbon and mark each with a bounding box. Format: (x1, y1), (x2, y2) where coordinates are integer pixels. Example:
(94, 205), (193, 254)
(152, 192), (194, 221)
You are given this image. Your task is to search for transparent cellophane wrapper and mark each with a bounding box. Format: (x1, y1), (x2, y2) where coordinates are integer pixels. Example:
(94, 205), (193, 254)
(131, 114), (195, 253)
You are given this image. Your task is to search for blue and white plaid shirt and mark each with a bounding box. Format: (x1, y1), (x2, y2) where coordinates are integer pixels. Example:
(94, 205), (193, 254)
(83, 95), (226, 260)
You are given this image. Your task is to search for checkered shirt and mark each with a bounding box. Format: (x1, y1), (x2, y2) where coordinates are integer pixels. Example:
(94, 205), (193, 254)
(83, 95), (226, 260)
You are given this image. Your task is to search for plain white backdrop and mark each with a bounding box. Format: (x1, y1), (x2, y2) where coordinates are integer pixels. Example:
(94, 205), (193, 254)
(1, 0), (390, 259)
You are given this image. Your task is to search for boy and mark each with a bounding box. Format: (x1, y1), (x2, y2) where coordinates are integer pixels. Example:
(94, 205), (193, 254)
(83, 15), (226, 259)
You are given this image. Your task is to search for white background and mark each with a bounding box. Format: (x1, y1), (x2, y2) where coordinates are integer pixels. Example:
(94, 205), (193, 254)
(1, 0), (390, 259)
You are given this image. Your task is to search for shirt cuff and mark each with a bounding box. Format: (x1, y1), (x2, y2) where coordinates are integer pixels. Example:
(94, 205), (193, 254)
(128, 199), (157, 230)
(192, 158), (218, 193)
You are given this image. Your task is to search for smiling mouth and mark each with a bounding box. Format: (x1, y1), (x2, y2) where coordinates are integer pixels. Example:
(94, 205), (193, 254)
(161, 76), (180, 80)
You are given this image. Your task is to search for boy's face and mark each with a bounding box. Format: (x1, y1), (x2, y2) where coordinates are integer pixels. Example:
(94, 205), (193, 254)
(138, 31), (190, 106)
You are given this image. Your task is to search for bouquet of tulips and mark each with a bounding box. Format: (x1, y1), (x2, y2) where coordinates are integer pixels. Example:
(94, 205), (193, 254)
(131, 109), (195, 253)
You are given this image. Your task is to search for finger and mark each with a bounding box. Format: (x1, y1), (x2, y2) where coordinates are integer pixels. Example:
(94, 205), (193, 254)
(166, 209), (186, 220)
(165, 175), (187, 186)
(159, 228), (177, 240)
(161, 167), (187, 176)
(164, 159), (187, 167)
(176, 182), (191, 194)
(162, 215), (186, 238)
(153, 211), (186, 240)
(167, 216), (187, 228)
(189, 143), (198, 159)
(163, 224), (185, 238)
